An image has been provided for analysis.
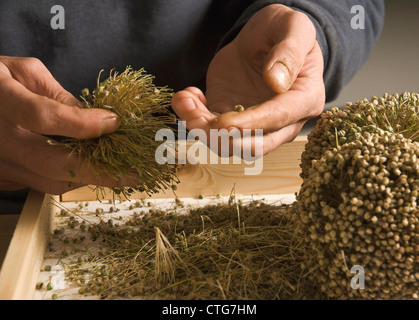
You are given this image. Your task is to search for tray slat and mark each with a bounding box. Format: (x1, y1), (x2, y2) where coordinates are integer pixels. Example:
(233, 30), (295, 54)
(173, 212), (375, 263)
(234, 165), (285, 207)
(61, 137), (306, 201)
(0, 191), (57, 300)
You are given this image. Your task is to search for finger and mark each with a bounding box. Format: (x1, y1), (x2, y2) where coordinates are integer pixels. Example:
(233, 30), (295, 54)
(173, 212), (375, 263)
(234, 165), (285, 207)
(1, 125), (141, 188)
(212, 44), (324, 133)
(213, 120), (305, 159)
(0, 181), (27, 191)
(259, 120), (306, 154)
(262, 8), (317, 93)
(2, 56), (82, 106)
(171, 87), (217, 133)
(182, 86), (208, 105)
(0, 159), (85, 195)
(0, 75), (120, 139)
(212, 92), (316, 135)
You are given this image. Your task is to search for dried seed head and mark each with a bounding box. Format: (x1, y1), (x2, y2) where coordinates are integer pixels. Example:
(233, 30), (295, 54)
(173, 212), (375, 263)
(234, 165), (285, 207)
(292, 92), (419, 299)
(234, 104), (245, 112)
(57, 67), (180, 198)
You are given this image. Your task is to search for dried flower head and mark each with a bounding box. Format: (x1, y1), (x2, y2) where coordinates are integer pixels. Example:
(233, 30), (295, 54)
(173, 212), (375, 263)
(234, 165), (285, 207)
(301, 92), (419, 179)
(292, 92), (419, 299)
(59, 67), (180, 198)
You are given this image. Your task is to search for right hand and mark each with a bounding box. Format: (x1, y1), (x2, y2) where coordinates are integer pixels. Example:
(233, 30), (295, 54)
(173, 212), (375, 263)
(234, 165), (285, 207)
(172, 5), (325, 157)
(0, 56), (134, 194)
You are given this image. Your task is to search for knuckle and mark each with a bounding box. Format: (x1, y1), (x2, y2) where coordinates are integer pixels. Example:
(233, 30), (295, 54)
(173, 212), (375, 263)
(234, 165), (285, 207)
(293, 10), (311, 24)
(309, 96), (326, 118)
(26, 101), (56, 133)
(30, 102), (95, 138)
(47, 110), (65, 133)
(315, 88), (326, 113)
(55, 107), (93, 139)
(13, 57), (49, 85)
(214, 112), (239, 129)
(52, 88), (66, 102)
(288, 9), (316, 35)
(171, 90), (194, 104)
(23, 57), (44, 71)
(0, 61), (10, 75)
(304, 83), (326, 118)
(73, 109), (102, 139)
(185, 87), (205, 100)
(54, 89), (79, 106)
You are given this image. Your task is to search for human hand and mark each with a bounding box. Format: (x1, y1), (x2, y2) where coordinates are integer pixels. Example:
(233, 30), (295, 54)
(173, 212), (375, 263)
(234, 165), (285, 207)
(0, 56), (135, 194)
(172, 4), (325, 157)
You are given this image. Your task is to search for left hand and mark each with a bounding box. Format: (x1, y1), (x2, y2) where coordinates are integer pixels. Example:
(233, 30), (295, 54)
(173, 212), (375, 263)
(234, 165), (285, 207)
(171, 4), (325, 157)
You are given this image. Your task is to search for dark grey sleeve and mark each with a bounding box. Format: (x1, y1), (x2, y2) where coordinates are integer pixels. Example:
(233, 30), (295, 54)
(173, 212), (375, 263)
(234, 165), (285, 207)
(218, 0), (385, 102)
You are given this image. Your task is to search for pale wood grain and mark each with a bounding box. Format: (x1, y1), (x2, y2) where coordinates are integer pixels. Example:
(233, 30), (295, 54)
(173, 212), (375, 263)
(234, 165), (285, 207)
(61, 137), (306, 202)
(0, 191), (57, 300)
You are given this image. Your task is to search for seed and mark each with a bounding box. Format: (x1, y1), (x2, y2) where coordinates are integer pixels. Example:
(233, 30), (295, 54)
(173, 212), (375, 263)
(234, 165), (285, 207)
(81, 88), (90, 97)
(234, 104), (245, 112)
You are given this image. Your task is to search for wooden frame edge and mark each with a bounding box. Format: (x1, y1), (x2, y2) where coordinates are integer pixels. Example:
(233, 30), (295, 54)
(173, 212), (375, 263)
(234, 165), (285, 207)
(61, 136), (308, 202)
(0, 190), (57, 300)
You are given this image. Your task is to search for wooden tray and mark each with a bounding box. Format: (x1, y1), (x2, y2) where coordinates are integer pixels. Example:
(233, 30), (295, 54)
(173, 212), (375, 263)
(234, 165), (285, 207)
(0, 137), (306, 300)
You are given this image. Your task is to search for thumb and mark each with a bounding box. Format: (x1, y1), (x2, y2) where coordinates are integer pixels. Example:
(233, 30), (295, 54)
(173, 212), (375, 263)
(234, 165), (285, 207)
(171, 87), (217, 133)
(263, 57), (293, 93)
(262, 12), (317, 93)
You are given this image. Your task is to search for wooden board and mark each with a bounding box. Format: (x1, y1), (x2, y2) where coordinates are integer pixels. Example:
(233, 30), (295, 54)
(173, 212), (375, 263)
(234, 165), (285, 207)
(61, 136), (306, 202)
(0, 191), (58, 300)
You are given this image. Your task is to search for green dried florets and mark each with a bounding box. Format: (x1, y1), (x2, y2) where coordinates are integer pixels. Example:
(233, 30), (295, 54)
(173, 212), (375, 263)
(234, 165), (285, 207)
(292, 92), (419, 299)
(59, 67), (180, 198)
(301, 92), (419, 179)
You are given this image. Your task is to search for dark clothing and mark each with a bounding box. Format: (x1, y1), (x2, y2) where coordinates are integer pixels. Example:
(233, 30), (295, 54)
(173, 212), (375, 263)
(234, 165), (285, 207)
(0, 0), (385, 213)
(0, 0), (384, 100)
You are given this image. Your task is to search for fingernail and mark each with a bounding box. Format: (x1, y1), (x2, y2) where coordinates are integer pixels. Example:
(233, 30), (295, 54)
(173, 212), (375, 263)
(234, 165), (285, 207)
(101, 112), (120, 135)
(269, 61), (291, 91)
(182, 98), (197, 111)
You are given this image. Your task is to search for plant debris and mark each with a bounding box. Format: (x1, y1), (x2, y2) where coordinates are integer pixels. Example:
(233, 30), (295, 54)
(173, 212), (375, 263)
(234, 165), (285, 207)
(45, 197), (318, 300)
